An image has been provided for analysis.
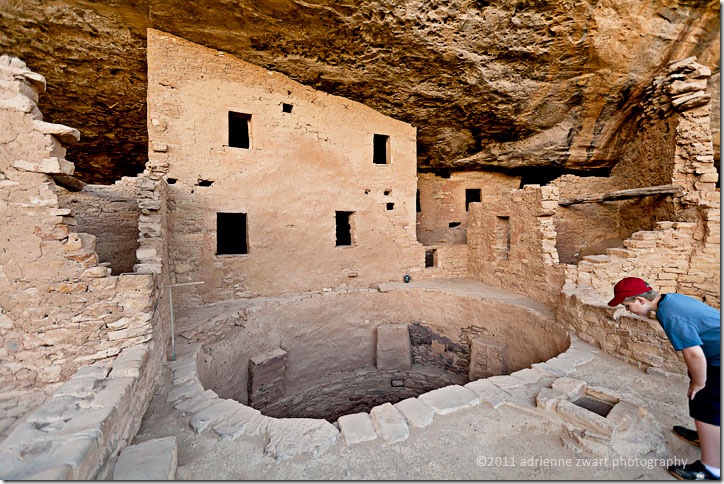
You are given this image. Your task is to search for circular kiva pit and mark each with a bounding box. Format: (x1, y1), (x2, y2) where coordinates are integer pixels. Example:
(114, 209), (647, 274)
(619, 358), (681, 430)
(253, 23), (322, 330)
(191, 282), (569, 423)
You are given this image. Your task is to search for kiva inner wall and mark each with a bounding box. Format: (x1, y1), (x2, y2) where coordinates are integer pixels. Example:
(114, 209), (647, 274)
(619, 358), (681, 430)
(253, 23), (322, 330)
(146, 29), (423, 307)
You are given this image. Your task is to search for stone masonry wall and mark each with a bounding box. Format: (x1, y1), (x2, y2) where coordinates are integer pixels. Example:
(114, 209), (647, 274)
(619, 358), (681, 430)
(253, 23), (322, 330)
(556, 57), (719, 373)
(551, 110), (677, 264)
(552, 58), (716, 265)
(414, 244), (469, 280)
(416, 171), (520, 246)
(57, 178), (141, 275)
(0, 56), (171, 479)
(467, 185), (566, 306)
(147, 29), (423, 306)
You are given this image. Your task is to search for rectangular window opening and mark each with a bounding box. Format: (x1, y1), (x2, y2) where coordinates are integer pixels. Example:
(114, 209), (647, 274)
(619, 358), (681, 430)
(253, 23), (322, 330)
(425, 249), (437, 268)
(465, 188), (482, 211)
(494, 216), (510, 260)
(386, 202), (395, 211)
(335, 211), (354, 246)
(282, 103), (293, 113)
(373, 134), (390, 164)
(217, 212), (248, 255)
(416, 190), (421, 213)
(229, 111), (251, 149)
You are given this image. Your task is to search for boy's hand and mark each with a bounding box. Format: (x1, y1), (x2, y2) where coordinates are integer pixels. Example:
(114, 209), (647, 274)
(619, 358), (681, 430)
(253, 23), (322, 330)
(681, 346), (708, 400)
(688, 380), (705, 400)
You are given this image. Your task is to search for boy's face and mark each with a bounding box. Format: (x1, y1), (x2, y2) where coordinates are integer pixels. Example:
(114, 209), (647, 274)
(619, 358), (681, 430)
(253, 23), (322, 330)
(622, 297), (653, 316)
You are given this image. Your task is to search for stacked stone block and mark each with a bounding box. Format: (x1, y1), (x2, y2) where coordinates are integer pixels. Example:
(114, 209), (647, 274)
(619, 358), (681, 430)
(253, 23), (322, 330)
(0, 344), (161, 479)
(468, 184), (566, 305)
(0, 56), (173, 479)
(248, 348), (287, 409)
(57, 179), (141, 274)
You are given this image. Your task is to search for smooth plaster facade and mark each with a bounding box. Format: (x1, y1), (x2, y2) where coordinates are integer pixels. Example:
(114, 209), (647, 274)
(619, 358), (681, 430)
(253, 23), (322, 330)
(147, 30), (423, 307)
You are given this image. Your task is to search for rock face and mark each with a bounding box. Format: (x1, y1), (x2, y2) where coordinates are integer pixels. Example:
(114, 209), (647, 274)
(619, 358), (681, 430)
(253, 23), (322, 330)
(0, 0), (719, 184)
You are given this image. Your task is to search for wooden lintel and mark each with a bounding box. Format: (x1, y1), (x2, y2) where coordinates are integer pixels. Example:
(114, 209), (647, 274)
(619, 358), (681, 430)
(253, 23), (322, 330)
(52, 174), (86, 192)
(558, 184), (682, 207)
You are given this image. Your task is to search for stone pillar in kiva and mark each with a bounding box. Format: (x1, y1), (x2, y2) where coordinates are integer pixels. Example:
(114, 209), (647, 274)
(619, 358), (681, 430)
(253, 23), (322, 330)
(376, 323), (412, 370)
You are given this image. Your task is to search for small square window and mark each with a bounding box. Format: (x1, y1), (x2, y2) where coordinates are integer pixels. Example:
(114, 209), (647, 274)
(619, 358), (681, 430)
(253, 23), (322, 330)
(465, 188), (482, 211)
(282, 103), (293, 113)
(386, 202), (394, 211)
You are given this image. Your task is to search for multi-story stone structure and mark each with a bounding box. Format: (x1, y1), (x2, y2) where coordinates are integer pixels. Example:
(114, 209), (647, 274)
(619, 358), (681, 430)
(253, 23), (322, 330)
(0, 32), (718, 479)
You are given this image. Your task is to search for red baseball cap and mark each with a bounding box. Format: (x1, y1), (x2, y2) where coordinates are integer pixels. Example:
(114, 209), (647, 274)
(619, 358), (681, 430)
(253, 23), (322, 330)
(608, 277), (653, 307)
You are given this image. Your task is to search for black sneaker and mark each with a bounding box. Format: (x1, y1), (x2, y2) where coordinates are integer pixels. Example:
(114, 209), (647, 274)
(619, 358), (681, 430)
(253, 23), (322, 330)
(673, 425), (701, 447)
(668, 460), (718, 480)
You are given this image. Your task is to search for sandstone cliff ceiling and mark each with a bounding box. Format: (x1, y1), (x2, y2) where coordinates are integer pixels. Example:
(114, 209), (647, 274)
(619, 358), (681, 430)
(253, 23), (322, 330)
(1, 0), (720, 184)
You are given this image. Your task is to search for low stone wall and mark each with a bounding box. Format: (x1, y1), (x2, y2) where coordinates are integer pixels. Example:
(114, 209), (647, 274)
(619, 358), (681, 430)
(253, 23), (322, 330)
(566, 218), (719, 308)
(0, 341), (163, 479)
(556, 284), (686, 374)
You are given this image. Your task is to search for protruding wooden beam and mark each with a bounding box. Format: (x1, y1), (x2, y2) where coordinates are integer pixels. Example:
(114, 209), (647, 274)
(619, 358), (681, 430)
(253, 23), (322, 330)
(52, 174), (86, 192)
(558, 184), (682, 207)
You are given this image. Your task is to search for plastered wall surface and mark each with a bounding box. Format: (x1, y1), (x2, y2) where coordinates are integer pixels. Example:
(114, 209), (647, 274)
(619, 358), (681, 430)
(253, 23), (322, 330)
(147, 29), (423, 307)
(416, 171), (520, 246)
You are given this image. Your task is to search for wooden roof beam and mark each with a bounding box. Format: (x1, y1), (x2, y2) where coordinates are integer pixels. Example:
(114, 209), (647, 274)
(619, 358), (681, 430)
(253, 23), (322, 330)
(558, 184), (682, 207)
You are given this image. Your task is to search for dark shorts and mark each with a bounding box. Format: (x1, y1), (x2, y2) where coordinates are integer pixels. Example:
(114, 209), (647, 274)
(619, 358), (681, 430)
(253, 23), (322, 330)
(689, 365), (720, 426)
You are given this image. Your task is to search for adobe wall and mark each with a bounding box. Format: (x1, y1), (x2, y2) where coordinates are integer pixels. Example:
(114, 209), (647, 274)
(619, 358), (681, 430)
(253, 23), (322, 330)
(0, 56), (172, 479)
(416, 171), (520, 246)
(57, 179), (141, 275)
(413, 244), (470, 279)
(467, 185), (566, 306)
(146, 29), (423, 307)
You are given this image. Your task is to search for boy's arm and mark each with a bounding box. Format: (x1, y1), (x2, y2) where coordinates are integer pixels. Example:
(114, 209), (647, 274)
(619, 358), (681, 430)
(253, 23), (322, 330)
(681, 345), (708, 400)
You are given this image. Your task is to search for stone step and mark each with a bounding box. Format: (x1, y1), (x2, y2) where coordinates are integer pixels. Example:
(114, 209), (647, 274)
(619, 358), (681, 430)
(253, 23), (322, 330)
(112, 436), (177, 480)
(189, 399), (241, 433)
(264, 418), (338, 460)
(211, 405), (269, 439)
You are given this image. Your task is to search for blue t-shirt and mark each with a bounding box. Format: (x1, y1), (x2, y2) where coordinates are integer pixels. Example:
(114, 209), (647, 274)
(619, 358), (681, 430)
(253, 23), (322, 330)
(656, 293), (720, 366)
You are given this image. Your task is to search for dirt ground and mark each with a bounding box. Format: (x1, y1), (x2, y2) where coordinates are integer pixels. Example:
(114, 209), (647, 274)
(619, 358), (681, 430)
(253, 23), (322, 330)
(129, 345), (699, 480)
